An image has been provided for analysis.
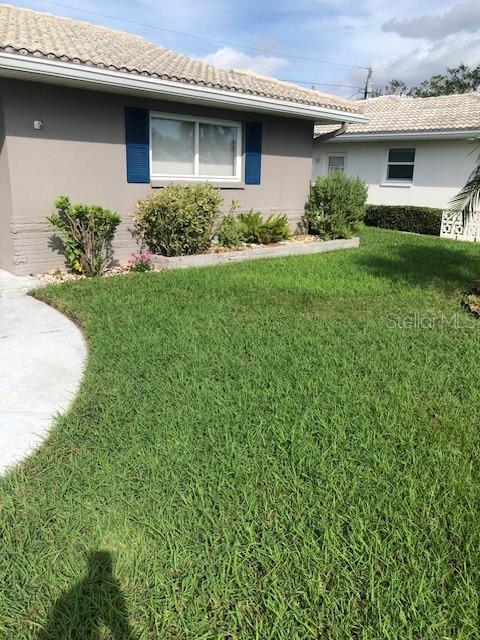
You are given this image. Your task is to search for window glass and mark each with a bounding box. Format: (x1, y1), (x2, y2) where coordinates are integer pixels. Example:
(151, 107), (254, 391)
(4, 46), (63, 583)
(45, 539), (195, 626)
(151, 118), (195, 175)
(387, 164), (414, 180)
(388, 148), (415, 163)
(199, 124), (236, 176)
(328, 155), (345, 172)
(151, 115), (241, 180)
(387, 147), (415, 181)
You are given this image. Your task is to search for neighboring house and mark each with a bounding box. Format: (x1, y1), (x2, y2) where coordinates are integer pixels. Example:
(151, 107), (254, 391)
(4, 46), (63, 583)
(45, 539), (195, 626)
(0, 5), (365, 275)
(313, 94), (480, 210)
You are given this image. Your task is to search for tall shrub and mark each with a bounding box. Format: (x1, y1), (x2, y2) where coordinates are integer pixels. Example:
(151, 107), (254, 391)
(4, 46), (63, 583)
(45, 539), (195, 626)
(134, 184), (222, 256)
(47, 196), (121, 276)
(305, 172), (367, 239)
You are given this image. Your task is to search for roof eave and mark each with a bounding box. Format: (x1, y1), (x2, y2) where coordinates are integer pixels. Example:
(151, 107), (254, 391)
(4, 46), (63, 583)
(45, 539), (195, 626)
(318, 129), (480, 141)
(0, 52), (368, 124)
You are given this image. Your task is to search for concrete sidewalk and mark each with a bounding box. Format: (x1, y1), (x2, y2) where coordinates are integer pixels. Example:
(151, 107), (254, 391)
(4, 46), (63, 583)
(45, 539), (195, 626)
(0, 268), (44, 298)
(0, 291), (87, 473)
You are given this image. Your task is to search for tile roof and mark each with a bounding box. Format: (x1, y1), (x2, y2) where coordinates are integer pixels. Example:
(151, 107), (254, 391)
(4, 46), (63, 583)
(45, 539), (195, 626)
(315, 93), (480, 137)
(0, 4), (360, 114)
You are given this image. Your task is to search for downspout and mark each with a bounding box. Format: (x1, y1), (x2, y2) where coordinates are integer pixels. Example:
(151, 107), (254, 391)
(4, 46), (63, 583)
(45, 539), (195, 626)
(310, 122), (349, 202)
(314, 121), (348, 143)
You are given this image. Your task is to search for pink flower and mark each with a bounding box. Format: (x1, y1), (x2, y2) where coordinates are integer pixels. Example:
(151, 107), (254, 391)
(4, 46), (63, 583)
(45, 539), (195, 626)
(128, 251), (154, 271)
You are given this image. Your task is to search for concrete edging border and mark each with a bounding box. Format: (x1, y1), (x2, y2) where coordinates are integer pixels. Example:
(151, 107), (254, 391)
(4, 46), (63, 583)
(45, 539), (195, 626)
(152, 237), (360, 269)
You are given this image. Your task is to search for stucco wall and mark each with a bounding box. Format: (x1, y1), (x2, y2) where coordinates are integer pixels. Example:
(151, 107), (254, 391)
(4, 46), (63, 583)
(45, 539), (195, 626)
(2, 78), (313, 275)
(313, 138), (477, 209)
(0, 92), (13, 271)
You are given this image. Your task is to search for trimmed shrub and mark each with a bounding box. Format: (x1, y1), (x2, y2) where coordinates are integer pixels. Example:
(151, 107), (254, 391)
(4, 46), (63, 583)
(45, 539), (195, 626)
(305, 172), (367, 240)
(217, 214), (244, 248)
(134, 184), (222, 256)
(47, 196), (121, 276)
(238, 210), (291, 244)
(365, 204), (442, 236)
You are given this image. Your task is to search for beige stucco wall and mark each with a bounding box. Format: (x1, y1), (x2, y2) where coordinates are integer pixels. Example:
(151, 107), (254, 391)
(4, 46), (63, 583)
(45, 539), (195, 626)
(313, 138), (477, 209)
(1, 78), (313, 274)
(0, 92), (13, 271)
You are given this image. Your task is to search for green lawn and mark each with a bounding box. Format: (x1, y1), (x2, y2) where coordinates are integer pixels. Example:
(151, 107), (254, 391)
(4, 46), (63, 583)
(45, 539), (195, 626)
(2, 228), (480, 639)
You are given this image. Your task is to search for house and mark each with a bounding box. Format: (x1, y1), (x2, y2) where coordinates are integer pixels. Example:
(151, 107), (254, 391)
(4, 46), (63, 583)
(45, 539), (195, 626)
(313, 94), (480, 209)
(0, 4), (365, 275)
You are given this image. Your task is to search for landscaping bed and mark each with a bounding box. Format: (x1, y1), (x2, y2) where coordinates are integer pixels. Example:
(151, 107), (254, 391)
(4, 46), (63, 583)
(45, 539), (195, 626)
(152, 236), (359, 269)
(37, 236), (360, 283)
(44, 172), (367, 281)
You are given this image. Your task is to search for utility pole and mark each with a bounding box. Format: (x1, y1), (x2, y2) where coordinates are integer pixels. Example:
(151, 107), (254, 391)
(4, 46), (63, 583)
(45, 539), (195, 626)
(363, 67), (373, 99)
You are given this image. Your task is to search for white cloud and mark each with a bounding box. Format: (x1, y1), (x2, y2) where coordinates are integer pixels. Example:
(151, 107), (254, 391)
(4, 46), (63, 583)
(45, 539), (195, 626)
(202, 47), (289, 76)
(372, 31), (480, 86)
(18, 0), (477, 99)
(327, 1), (480, 93)
(383, 0), (480, 40)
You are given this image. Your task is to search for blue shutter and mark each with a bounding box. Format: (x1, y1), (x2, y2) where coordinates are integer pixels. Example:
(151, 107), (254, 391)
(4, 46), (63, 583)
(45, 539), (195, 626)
(125, 107), (149, 183)
(244, 122), (262, 185)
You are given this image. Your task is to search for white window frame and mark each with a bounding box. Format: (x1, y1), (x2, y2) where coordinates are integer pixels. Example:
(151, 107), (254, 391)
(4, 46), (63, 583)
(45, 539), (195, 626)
(150, 111), (242, 182)
(385, 147), (415, 183)
(327, 153), (347, 173)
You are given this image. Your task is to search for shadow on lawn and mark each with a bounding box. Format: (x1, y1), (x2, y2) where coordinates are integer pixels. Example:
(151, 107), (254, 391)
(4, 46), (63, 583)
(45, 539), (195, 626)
(37, 550), (137, 640)
(356, 239), (480, 292)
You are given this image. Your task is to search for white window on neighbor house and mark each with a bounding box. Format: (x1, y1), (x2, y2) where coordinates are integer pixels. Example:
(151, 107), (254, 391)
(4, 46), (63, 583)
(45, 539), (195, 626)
(327, 154), (346, 173)
(150, 113), (242, 181)
(386, 148), (416, 181)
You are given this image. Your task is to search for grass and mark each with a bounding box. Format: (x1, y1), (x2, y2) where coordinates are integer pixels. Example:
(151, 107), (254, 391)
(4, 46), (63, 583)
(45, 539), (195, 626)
(2, 227), (480, 639)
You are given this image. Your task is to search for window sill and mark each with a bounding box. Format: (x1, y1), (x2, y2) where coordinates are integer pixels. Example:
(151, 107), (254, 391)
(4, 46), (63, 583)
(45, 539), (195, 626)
(151, 179), (245, 190)
(380, 181), (413, 188)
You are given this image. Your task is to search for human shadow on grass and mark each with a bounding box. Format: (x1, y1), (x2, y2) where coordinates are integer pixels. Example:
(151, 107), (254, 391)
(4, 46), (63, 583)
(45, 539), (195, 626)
(37, 550), (137, 640)
(355, 240), (480, 293)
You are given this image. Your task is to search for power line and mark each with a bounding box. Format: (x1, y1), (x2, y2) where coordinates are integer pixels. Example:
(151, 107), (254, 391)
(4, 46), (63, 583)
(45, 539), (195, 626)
(25, 0), (370, 71)
(279, 79), (364, 90)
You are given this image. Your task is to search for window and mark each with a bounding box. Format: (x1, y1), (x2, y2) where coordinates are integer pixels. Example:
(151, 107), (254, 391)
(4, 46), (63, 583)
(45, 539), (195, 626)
(328, 155), (346, 173)
(386, 148), (415, 181)
(150, 113), (242, 181)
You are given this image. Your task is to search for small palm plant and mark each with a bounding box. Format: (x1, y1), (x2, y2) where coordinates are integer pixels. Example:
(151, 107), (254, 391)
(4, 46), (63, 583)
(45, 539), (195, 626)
(449, 140), (480, 316)
(449, 140), (480, 221)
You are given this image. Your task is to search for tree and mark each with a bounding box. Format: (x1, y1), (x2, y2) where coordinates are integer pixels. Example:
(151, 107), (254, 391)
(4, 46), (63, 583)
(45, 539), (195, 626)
(410, 64), (480, 97)
(369, 64), (480, 98)
(385, 79), (408, 95)
(369, 78), (407, 97)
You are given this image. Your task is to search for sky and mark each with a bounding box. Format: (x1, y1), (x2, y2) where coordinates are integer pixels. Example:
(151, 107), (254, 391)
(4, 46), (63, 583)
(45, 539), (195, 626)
(7, 0), (480, 98)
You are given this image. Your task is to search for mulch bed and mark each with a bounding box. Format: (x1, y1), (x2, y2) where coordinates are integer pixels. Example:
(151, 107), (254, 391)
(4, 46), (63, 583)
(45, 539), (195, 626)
(37, 236), (324, 284)
(462, 281), (480, 318)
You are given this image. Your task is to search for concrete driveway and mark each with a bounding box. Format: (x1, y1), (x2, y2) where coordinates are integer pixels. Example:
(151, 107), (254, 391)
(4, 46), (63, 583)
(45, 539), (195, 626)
(0, 274), (86, 473)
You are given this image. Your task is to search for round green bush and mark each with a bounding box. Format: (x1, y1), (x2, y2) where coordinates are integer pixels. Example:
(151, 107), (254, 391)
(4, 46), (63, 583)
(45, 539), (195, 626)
(134, 184), (223, 256)
(304, 172), (367, 240)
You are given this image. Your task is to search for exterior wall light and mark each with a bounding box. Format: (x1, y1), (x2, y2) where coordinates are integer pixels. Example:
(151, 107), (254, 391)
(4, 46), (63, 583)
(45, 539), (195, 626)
(33, 120), (45, 130)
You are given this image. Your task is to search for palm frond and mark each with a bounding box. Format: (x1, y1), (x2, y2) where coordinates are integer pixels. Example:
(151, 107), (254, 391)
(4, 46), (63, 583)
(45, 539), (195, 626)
(448, 139), (480, 221)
